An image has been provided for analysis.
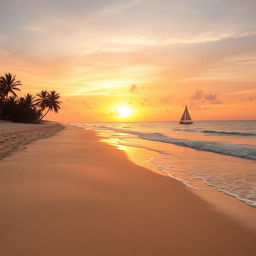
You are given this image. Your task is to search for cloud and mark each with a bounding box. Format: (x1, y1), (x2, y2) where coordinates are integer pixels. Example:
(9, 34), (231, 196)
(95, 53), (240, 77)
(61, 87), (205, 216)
(165, 31), (256, 45)
(232, 58), (256, 64)
(204, 93), (222, 104)
(104, 31), (256, 48)
(190, 90), (222, 104)
(191, 90), (204, 100)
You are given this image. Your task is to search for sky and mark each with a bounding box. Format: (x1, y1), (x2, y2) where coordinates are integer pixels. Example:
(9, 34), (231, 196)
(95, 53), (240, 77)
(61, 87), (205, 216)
(0, 0), (256, 121)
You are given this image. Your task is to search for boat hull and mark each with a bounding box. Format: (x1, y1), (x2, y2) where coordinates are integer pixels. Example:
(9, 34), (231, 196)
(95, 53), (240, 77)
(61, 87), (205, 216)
(179, 121), (193, 124)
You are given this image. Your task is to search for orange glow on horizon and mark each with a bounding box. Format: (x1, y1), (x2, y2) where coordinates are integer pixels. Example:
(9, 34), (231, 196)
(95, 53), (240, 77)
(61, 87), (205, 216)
(1, 1), (256, 122)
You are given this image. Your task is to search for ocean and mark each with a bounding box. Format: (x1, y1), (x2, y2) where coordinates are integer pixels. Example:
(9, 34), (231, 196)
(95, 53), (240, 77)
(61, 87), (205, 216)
(72, 120), (256, 207)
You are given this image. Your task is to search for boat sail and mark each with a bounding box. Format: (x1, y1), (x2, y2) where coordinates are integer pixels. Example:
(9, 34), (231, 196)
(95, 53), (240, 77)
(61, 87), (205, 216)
(179, 105), (193, 124)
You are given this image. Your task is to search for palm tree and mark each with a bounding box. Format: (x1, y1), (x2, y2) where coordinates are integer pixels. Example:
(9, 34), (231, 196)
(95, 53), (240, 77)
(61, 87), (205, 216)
(0, 73), (21, 119)
(35, 90), (61, 121)
(35, 90), (48, 111)
(0, 73), (21, 99)
(47, 91), (61, 113)
(6, 96), (18, 105)
(0, 80), (5, 101)
(19, 93), (36, 108)
(1, 96), (18, 120)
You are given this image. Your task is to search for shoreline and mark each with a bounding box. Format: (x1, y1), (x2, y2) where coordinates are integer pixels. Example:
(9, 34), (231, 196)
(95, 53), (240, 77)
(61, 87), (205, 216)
(0, 120), (64, 160)
(120, 143), (256, 229)
(0, 125), (255, 255)
(93, 126), (256, 231)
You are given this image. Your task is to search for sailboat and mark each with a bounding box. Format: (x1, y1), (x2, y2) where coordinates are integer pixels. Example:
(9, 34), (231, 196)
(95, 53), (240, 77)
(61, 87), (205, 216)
(179, 105), (193, 124)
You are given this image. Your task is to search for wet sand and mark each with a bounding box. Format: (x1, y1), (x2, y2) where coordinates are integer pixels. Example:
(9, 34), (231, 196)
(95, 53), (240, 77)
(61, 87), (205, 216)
(0, 125), (255, 256)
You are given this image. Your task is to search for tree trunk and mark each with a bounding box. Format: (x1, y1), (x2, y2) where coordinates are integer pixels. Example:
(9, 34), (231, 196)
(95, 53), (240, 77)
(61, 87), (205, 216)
(35, 108), (50, 123)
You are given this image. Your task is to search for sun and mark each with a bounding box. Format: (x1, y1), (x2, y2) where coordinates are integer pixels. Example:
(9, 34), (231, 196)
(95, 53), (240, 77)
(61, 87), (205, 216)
(116, 106), (133, 118)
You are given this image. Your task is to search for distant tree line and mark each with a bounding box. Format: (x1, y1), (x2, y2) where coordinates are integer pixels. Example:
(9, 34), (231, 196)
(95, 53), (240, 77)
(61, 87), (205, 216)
(0, 73), (61, 123)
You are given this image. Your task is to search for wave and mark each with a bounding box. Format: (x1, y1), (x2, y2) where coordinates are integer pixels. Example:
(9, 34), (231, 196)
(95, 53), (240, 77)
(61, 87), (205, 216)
(203, 130), (256, 136)
(102, 127), (256, 160)
(175, 128), (256, 137)
(150, 155), (256, 207)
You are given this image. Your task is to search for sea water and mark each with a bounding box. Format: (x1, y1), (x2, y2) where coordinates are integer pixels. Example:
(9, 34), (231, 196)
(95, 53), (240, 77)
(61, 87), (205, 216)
(72, 121), (256, 207)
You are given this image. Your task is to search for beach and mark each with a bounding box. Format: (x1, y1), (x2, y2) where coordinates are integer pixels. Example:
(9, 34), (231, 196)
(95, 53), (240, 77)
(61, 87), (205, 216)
(0, 124), (255, 256)
(0, 120), (64, 160)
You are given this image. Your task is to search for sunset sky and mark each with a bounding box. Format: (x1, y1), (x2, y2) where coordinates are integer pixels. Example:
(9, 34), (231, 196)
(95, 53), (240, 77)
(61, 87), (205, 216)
(1, 0), (256, 121)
